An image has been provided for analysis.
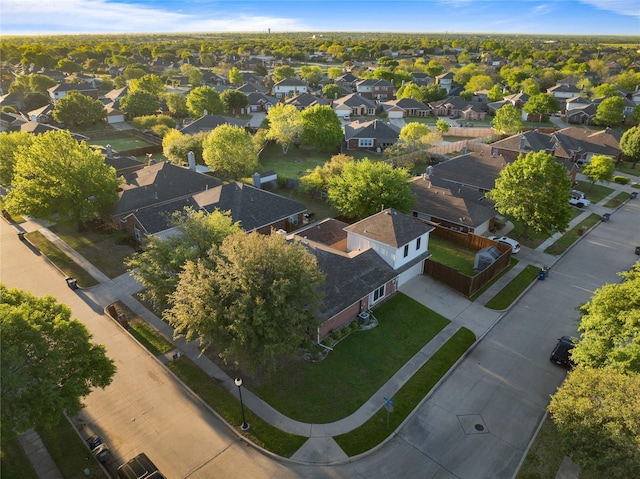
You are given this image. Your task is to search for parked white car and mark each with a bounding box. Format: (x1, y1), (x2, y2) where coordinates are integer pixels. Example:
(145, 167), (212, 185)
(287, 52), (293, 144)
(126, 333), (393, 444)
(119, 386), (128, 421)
(569, 190), (591, 208)
(488, 235), (521, 254)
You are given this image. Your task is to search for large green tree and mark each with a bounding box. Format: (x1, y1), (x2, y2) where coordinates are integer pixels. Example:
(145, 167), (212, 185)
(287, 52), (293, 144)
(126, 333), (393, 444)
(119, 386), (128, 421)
(300, 105), (343, 150)
(582, 155), (615, 192)
(487, 151), (572, 237)
(127, 209), (240, 311)
(271, 65), (296, 83)
(0, 131), (34, 186)
(523, 93), (560, 121)
(165, 231), (325, 374)
(228, 66), (243, 86)
(120, 90), (160, 117)
(220, 89), (249, 116)
(186, 86), (224, 118)
(162, 129), (207, 165)
(52, 90), (107, 126)
(202, 124), (258, 179)
(3, 130), (119, 228)
(164, 92), (189, 119)
(595, 96), (625, 126)
(327, 158), (415, 219)
(266, 103), (302, 154)
(548, 367), (640, 479)
(300, 153), (353, 194)
(492, 103), (522, 135)
(1, 285), (116, 442)
(620, 126), (640, 169)
(128, 74), (165, 96)
(570, 264), (640, 373)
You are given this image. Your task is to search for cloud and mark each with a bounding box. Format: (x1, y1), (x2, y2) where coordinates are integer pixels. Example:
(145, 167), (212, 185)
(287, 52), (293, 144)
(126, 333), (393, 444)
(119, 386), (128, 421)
(0, 0), (309, 34)
(530, 3), (555, 16)
(578, 0), (640, 18)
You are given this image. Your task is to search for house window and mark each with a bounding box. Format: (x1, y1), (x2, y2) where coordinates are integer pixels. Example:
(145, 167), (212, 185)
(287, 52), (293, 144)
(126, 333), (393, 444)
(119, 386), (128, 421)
(289, 215), (298, 225)
(416, 237), (421, 250)
(358, 138), (374, 148)
(133, 226), (141, 242)
(403, 244), (409, 257)
(372, 285), (385, 303)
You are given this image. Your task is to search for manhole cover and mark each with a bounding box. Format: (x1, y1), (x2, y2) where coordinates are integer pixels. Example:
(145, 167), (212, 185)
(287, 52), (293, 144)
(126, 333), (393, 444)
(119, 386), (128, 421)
(475, 424), (485, 431)
(457, 414), (488, 434)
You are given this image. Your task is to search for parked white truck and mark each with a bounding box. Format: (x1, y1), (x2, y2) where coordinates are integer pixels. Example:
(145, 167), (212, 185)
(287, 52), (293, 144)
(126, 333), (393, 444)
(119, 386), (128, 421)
(569, 190), (591, 208)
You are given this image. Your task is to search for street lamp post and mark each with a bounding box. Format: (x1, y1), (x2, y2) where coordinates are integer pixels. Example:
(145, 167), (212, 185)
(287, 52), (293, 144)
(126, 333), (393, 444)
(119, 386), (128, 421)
(234, 377), (250, 431)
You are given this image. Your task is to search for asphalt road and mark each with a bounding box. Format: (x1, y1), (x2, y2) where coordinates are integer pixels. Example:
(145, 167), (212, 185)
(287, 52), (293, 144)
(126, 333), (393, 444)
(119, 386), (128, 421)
(2, 198), (638, 479)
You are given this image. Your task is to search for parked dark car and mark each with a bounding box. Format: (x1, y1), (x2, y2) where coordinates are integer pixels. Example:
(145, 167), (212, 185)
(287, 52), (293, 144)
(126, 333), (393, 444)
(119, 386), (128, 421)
(92, 443), (113, 465)
(550, 336), (575, 368)
(87, 434), (102, 450)
(118, 453), (165, 479)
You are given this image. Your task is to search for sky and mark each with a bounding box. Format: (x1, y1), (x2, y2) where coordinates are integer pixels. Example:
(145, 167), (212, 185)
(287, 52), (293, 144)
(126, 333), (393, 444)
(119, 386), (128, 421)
(1, 0), (639, 36)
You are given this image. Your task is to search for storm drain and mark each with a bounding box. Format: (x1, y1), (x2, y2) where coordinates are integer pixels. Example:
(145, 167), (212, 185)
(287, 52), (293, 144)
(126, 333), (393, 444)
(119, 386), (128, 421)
(457, 414), (489, 435)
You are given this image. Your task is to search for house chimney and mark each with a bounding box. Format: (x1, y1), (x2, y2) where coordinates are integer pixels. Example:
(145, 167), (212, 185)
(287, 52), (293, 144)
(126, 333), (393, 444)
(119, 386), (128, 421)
(426, 166), (433, 176)
(106, 144), (112, 157)
(187, 151), (196, 171)
(519, 136), (527, 150)
(252, 172), (261, 189)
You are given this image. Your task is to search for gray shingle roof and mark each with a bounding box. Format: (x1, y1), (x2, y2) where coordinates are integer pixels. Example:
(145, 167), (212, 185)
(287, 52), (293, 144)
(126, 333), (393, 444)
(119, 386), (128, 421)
(344, 119), (400, 142)
(344, 208), (434, 248)
(180, 114), (247, 135)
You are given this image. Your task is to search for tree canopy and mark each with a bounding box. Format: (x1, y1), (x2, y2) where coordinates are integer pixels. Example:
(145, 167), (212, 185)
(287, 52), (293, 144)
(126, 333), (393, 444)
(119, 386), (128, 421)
(128, 74), (165, 96)
(620, 126), (640, 169)
(162, 129), (207, 165)
(1, 284), (116, 442)
(202, 124), (258, 179)
(120, 90), (160, 117)
(523, 93), (560, 121)
(595, 96), (625, 126)
(0, 131), (34, 186)
(300, 153), (353, 194)
(487, 151), (572, 237)
(265, 103), (302, 154)
(300, 105), (343, 150)
(327, 158), (415, 219)
(220, 89), (248, 116)
(127, 209), (241, 311)
(3, 130), (119, 227)
(52, 90), (107, 126)
(492, 103), (522, 135)
(582, 155), (614, 192)
(165, 231), (325, 374)
(186, 86), (224, 118)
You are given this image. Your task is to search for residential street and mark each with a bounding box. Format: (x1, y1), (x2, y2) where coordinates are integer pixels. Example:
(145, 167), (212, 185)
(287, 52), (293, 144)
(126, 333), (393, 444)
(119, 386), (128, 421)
(1, 195), (638, 478)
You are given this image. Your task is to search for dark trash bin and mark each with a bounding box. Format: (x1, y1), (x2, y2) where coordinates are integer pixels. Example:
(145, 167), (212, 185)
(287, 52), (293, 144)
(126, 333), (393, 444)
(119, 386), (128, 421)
(631, 192), (638, 200)
(602, 213), (611, 222)
(636, 246), (640, 255)
(65, 277), (78, 290)
(538, 270), (546, 281)
(17, 231), (25, 240)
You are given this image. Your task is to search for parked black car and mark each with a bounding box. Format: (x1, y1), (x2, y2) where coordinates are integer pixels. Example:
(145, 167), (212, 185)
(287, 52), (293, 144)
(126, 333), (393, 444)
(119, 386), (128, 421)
(550, 336), (575, 368)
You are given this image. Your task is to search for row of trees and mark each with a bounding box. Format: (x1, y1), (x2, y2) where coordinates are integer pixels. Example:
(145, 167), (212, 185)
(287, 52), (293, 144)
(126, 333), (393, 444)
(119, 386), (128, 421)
(547, 263), (640, 478)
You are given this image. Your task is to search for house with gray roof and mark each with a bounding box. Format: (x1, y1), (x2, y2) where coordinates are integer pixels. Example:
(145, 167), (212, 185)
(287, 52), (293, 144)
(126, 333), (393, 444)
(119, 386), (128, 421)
(180, 114), (248, 135)
(381, 97), (431, 118)
(355, 78), (395, 100)
(284, 93), (329, 111)
(121, 181), (306, 241)
(48, 82), (98, 102)
(246, 91), (278, 112)
(292, 209), (433, 339)
(430, 96), (486, 121)
(344, 119), (400, 151)
(272, 78), (309, 99)
(331, 93), (378, 119)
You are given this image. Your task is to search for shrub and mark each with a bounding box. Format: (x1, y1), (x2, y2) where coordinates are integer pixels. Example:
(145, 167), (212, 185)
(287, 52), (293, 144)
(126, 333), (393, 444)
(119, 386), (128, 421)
(322, 337), (334, 347)
(350, 321), (359, 331)
(614, 175), (630, 184)
(332, 330), (342, 341)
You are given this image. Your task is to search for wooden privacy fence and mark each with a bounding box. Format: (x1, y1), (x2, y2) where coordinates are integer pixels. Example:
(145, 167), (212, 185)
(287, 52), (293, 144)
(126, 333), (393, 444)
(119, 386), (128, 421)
(424, 223), (512, 297)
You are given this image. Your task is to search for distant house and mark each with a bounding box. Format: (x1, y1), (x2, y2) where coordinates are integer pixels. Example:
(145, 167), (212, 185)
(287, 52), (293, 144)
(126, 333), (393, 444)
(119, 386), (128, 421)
(48, 82), (98, 102)
(180, 114), (247, 135)
(292, 208), (434, 339)
(284, 93), (330, 111)
(272, 78), (309, 99)
(547, 83), (581, 100)
(430, 96), (486, 121)
(344, 119), (400, 151)
(435, 72), (455, 93)
(381, 97), (430, 118)
(0, 111), (28, 132)
(27, 103), (55, 123)
(355, 79), (395, 100)
(19, 121), (88, 142)
(331, 93), (378, 118)
(245, 91), (278, 112)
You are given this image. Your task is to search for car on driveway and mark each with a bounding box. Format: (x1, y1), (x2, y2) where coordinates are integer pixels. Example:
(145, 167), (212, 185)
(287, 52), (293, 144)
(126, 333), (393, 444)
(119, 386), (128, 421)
(550, 336), (576, 368)
(569, 190), (591, 208)
(488, 235), (520, 254)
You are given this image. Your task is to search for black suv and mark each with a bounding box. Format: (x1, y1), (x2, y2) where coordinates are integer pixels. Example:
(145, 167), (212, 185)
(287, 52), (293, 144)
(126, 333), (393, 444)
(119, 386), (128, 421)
(117, 453), (165, 479)
(550, 336), (575, 368)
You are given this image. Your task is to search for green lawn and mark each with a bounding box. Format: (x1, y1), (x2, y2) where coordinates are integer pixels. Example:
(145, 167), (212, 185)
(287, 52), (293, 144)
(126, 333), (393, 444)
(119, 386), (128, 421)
(469, 257), (519, 301)
(516, 419), (566, 479)
(544, 214), (601, 256)
(24, 230), (98, 287)
(603, 191), (631, 208)
(0, 438), (39, 479)
(485, 265), (541, 310)
(167, 357), (307, 458)
(127, 318), (174, 356)
(573, 180), (615, 203)
(259, 144), (336, 179)
(38, 416), (105, 479)
(334, 327), (476, 456)
(271, 188), (340, 221)
(614, 161), (640, 177)
(427, 236), (477, 276)
(49, 221), (136, 279)
(253, 293), (450, 423)
(89, 136), (156, 152)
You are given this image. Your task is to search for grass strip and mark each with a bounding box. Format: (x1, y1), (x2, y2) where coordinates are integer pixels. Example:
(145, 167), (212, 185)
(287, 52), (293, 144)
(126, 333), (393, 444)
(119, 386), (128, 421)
(37, 415), (104, 479)
(544, 214), (600, 256)
(427, 236), (477, 276)
(334, 327), (476, 456)
(254, 293), (450, 423)
(515, 419), (566, 479)
(469, 257), (519, 302)
(573, 181), (615, 203)
(485, 265), (540, 310)
(166, 357), (307, 458)
(25, 231), (98, 287)
(0, 437), (39, 479)
(603, 192), (631, 208)
(127, 318), (174, 356)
